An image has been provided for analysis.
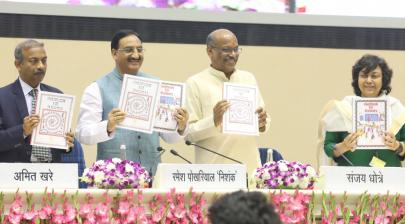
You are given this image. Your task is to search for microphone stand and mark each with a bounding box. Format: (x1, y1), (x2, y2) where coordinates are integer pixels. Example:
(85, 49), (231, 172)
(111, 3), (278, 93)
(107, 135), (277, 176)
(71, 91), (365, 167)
(185, 140), (248, 187)
(149, 147), (167, 188)
(185, 141), (242, 164)
(170, 149), (192, 164)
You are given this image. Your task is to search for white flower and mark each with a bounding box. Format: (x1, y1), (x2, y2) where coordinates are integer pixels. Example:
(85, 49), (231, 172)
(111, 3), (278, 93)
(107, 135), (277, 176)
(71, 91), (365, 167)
(95, 160), (105, 166)
(80, 158), (151, 189)
(138, 174), (145, 183)
(82, 168), (90, 176)
(278, 163), (288, 172)
(254, 160), (317, 189)
(306, 166), (316, 178)
(113, 177), (121, 185)
(106, 163), (116, 171)
(125, 163), (135, 173)
(80, 175), (90, 183)
(93, 171), (105, 184)
(253, 174), (261, 183)
(116, 173), (124, 180)
(289, 175), (299, 188)
(298, 177), (310, 189)
(261, 171), (271, 180)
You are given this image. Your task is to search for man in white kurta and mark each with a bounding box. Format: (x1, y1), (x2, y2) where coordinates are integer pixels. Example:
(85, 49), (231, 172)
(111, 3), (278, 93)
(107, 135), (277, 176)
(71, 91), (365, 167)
(185, 29), (269, 181)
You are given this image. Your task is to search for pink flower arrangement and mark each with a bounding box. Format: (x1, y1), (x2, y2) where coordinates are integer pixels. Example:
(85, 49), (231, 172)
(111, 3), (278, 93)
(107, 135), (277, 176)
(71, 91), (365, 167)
(80, 158), (151, 189)
(0, 188), (208, 223)
(253, 160), (317, 189)
(0, 188), (404, 223)
(320, 192), (405, 224)
(269, 190), (313, 224)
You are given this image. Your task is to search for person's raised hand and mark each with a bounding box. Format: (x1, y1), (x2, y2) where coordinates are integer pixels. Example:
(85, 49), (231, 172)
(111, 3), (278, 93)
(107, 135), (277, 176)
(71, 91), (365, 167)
(334, 131), (362, 156)
(213, 100), (230, 127)
(256, 107), (268, 132)
(384, 131), (400, 150)
(65, 131), (75, 152)
(107, 108), (126, 134)
(23, 115), (40, 136)
(174, 107), (189, 135)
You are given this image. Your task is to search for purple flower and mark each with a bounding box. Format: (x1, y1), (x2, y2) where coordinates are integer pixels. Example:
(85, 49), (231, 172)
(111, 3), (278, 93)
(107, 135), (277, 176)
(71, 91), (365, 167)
(102, 0), (120, 5)
(81, 158), (151, 189)
(253, 160), (317, 189)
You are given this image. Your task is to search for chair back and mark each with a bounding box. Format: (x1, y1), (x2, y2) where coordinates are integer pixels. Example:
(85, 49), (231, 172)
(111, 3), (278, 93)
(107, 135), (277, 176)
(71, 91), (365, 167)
(61, 139), (87, 188)
(258, 147), (284, 165)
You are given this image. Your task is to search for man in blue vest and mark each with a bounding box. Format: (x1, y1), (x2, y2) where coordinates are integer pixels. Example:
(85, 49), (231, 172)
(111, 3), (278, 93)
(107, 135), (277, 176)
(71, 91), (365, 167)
(76, 29), (188, 175)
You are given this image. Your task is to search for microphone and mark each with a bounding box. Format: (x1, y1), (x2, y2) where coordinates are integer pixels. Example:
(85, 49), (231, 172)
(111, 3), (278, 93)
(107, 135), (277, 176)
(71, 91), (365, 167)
(149, 147), (167, 176)
(185, 140), (242, 164)
(149, 146), (168, 187)
(157, 146), (166, 156)
(170, 149), (192, 164)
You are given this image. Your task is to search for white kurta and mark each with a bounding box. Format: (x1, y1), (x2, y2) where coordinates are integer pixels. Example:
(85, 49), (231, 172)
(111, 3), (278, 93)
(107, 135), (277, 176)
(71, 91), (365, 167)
(185, 67), (266, 178)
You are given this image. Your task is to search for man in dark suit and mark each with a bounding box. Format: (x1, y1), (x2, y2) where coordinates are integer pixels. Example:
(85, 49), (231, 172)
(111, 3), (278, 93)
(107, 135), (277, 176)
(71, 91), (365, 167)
(0, 39), (74, 162)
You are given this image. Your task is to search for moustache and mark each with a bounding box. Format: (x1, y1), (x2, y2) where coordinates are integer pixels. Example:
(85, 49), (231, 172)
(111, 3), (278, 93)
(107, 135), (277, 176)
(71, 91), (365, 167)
(225, 57), (237, 62)
(127, 56), (142, 61)
(34, 70), (45, 76)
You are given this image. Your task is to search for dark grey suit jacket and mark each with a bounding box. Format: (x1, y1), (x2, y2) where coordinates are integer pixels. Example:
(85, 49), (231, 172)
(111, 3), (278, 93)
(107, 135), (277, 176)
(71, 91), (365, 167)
(0, 79), (65, 162)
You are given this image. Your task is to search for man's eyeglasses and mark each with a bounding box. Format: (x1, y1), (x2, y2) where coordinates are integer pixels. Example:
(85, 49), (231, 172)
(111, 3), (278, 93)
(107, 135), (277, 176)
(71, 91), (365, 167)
(211, 46), (242, 54)
(117, 47), (145, 54)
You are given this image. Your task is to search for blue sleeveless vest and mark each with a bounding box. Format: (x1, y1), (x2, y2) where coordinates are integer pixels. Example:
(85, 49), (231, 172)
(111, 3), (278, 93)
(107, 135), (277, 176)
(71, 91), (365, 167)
(96, 69), (160, 174)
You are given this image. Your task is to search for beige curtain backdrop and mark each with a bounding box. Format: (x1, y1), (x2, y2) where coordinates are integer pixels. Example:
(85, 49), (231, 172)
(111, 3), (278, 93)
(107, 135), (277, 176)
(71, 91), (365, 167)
(1, 37), (405, 167)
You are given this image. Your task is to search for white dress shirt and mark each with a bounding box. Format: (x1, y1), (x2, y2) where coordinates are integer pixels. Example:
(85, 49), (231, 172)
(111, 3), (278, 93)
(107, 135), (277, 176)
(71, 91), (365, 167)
(19, 77), (41, 116)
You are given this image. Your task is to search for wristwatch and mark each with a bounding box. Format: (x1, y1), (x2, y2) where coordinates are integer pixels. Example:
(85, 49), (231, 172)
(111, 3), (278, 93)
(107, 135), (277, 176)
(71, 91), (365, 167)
(395, 142), (404, 155)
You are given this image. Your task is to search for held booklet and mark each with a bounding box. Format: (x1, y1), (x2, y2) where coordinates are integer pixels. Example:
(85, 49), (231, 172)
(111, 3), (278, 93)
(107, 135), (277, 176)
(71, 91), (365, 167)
(30, 91), (75, 149)
(153, 81), (186, 132)
(353, 98), (390, 149)
(117, 75), (161, 134)
(223, 83), (259, 136)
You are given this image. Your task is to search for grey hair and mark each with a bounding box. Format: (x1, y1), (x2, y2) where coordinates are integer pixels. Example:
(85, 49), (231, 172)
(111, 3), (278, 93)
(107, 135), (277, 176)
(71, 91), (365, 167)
(206, 28), (235, 48)
(206, 32), (215, 47)
(14, 39), (44, 62)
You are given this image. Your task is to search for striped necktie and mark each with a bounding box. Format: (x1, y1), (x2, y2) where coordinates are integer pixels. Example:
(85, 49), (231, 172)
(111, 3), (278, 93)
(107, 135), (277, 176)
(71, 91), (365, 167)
(29, 88), (52, 162)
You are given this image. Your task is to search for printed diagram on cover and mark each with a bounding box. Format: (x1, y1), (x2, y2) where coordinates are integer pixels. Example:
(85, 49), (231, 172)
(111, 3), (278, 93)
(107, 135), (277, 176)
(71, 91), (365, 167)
(357, 113), (385, 140)
(156, 96), (176, 123)
(154, 81), (185, 132)
(117, 75), (160, 133)
(223, 83), (258, 135)
(124, 92), (152, 121)
(31, 91), (75, 149)
(229, 99), (253, 124)
(39, 109), (66, 136)
(353, 99), (389, 149)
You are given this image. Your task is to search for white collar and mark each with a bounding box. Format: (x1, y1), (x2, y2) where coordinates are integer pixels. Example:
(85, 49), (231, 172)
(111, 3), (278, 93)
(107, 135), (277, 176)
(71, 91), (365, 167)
(19, 77), (40, 96)
(208, 66), (238, 81)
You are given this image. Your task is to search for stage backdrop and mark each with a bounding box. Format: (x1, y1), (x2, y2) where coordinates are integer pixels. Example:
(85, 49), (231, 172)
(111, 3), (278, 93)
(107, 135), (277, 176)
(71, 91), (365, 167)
(1, 37), (405, 168)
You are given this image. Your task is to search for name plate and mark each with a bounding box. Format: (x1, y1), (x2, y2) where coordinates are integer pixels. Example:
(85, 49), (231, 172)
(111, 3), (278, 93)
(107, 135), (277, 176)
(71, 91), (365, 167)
(0, 163), (78, 189)
(153, 163), (247, 189)
(318, 166), (405, 192)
